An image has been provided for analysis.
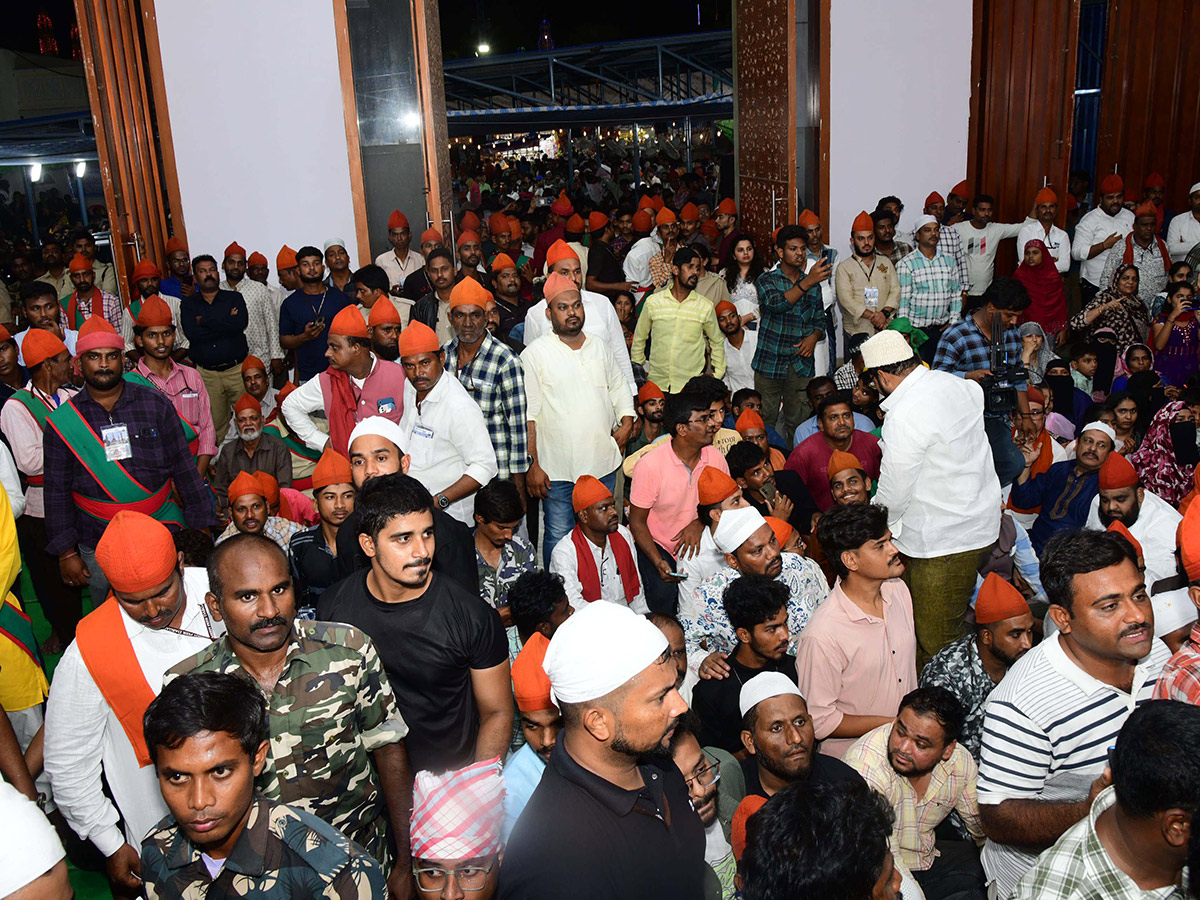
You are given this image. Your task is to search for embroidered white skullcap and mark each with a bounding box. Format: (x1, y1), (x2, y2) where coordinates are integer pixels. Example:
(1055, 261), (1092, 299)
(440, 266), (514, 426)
(1189, 182), (1200, 196)
(911, 213), (939, 231)
(323, 238), (347, 252)
(738, 671), (803, 718)
(349, 416), (406, 454)
(0, 779), (65, 897)
(861, 329), (916, 369)
(543, 600), (668, 704)
(713, 506), (769, 554)
(1152, 588), (1198, 638)
(1080, 421), (1117, 446)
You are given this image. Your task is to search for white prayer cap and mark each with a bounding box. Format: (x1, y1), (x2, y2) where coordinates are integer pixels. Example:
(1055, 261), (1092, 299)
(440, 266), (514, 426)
(544, 600), (668, 704)
(323, 238), (347, 252)
(911, 213), (939, 232)
(1152, 588), (1198, 638)
(738, 671), (803, 718)
(349, 416), (406, 454)
(713, 506), (769, 554)
(860, 329), (916, 369)
(1080, 421), (1117, 446)
(1189, 182), (1200, 196)
(0, 779), (65, 897)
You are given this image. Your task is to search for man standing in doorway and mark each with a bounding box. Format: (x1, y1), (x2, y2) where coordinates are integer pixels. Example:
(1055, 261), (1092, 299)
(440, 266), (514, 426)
(1016, 188), (1070, 273)
(375, 210), (425, 294)
(1073, 173), (1135, 304)
(180, 254), (249, 443)
(279, 245), (354, 383)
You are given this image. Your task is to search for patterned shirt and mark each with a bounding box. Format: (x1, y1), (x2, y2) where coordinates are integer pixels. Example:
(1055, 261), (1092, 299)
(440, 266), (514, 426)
(167, 621), (408, 865)
(936, 221), (971, 292)
(475, 533), (537, 660)
(918, 634), (996, 760)
(135, 358), (218, 458)
(141, 797), (386, 900)
(878, 239), (914, 266)
(444, 333), (528, 478)
(217, 515), (304, 552)
(1099, 240), (1170, 311)
(64, 287), (123, 331)
(1152, 621), (1200, 703)
(1008, 787), (1185, 900)
(842, 723), (983, 873)
(896, 249), (961, 327)
(931, 317), (1027, 418)
(631, 287), (726, 390)
(678, 553), (829, 671)
(751, 268), (826, 380)
(221, 278), (283, 362)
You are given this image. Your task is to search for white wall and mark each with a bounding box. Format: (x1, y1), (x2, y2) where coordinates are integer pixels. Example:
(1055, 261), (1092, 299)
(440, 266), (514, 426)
(826, 0), (973, 255)
(152, 0), (359, 271)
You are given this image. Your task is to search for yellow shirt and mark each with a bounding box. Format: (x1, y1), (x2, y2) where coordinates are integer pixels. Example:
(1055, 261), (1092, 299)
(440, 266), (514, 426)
(0, 487), (49, 712)
(631, 287), (726, 391)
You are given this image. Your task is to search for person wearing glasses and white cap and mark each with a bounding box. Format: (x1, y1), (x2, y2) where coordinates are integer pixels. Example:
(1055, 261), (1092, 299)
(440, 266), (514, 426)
(499, 601), (703, 900)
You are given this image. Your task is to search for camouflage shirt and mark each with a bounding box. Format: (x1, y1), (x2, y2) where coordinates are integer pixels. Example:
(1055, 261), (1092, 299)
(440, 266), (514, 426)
(141, 796), (387, 899)
(168, 621), (407, 865)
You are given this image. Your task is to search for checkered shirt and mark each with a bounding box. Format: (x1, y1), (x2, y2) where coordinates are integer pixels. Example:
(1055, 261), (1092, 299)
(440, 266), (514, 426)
(896, 249), (961, 327)
(1153, 623), (1200, 703)
(751, 268), (826, 379)
(443, 333), (529, 478)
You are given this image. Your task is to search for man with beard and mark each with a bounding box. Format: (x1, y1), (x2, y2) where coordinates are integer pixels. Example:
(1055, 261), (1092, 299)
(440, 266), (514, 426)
(44, 317), (215, 600)
(1073, 173), (1135, 304)
(455, 231), (486, 284)
(670, 713), (736, 900)
(217, 471), (302, 549)
(375, 209), (425, 294)
(585, 211), (632, 300)
(1011, 420), (1116, 554)
(727, 441), (818, 535)
(843, 687), (987, 900)
(718, 299), (756, 395)
(785, 392), (882, 511)
(1085, 450), (1181, 587)
(920, 573), (1034, 760)
(488, 253), (526, 339)
(549, 475), (647, 614)
(288, 447), (355, 615)
(365, 292), (403, 363)
(63, 252), (122, 331)
(279, 245), (354, 383)
(499, 601), (703, 900)
(626, 380), (665, 456)
(953, 195), (1028, 297)
(211, 393), (292, 512)
(120, 259), (188, 358)
(797, 503), (917, 758)
(226, 354), (278, 435)
(318, 473), (512, 774)
(1017, 188), (1071, 275)
(503, 629), (562, 838)
(351, 263), (412, 327)
(70, 228), (119, 296)
(33, 236), (70, 299)
(15, 280), (76, 363)
(221, 241), (282, 376)
(410, 248), (458, 344)
(873, 206), (913, 266)
(895, 215), (962, 359)
(921, 193), (971, 294)
(180, 254), (250, 442)
(836, 211), (900, 341)
(169, 532), (413, 895)
(692, 575), (796, 755)
(632, 247), (725, 392)
(159, 235), (195, 299)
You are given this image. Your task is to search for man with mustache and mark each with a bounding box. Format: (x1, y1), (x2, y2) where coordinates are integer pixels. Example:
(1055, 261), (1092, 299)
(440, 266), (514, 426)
(170, 532), (414, 897)
(216, 471), (302, 550)
(211, 394), (292, 521)
(670, 713), (736, 900)
(180, 254), (250, 443)
(976, 528), (1169, 899)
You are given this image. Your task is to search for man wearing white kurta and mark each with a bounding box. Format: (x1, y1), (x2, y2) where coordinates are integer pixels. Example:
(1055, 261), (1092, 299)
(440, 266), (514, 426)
(1166, 182), (1200, 262)
(1085, 485), (1181, 588)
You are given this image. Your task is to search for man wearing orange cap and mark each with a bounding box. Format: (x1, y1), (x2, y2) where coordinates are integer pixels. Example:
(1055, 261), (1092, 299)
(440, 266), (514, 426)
(375, 209), (425, 292)
(920, 573), (1033, 760)
(1098, 200), (1171, 308)
(946, 180), (971, 225)
(713, 197), (738, 263)
(279, 245), (355, 383)
(584, 211), (633, 300)
(211, 393), (292, 517)
(1153, 499), (1200, 702)
(622, 206), (675, 299)
(1016, 187), (1071, 275)
(628, 380), (666, 456)
(549, 475), (647, 615)
(397, 228), (445, 301)
(531, 191), (574, 274)
(70, 228), (118, 295)
(555, 213), (591, 284)
(455, 231), (486, 285)
(487, 252), (526, 340)
(1073, 173), (1136, 302)
(349, 263), (412, 336)
(287, 447), (356, 613)
(523, 273), (634, 565)
(221, 241), (283, 375)
(717, 298), (756, 394)
(410, 248), (459, 344)
(799, 209), (843, 373)
(503, 633), (561, 839)
(953, 194), (1029, 297)
(43, 511), (224, 891)
(272, 244), (301, 313)
(121, 258), (189, 358)
(159, 234), (194, 299)
(64, 251), (123, 332)
(217, 470), (303, 549)
(836, 211), (900, 339)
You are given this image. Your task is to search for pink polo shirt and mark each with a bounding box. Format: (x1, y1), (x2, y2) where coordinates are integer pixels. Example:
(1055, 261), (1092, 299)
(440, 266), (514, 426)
(628, 440), (729, 556)
(795, 578), (917, 758)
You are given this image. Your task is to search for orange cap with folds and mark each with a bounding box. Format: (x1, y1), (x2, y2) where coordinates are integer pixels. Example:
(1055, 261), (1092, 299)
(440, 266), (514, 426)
(1107, 520), (1143, 561)
(420, 228), (443, 245)
(651, 196), (664, 211)
(276, 382), (298, 403)
(732, 795), (766, 861)
(545, 239), (579, 267)
(397, 321), (441, 357)
(368, 298), (401, 326)
(637, 381), (664, 404)
(1035, 187), (1057, 206)
(715, 300), (737, 316)
(638, 194), (656, 211)
(1101, 173), (1125, 195)
(508, 217), (522, 241)
(511, 632), (555, 712)
(94, 510), (178, 594)
(247, 251), (268, 267)
(165, 236), (188, 256)
(224, 241), (246, 260)
(735, 409), (765, 435)
(233, 393), (261, 415)
(588, 211), (609, 231)
(1135, 200), (1158, 218)
(700, 220), (719, 241)
(76, 315), (123, 353)
(330, 305), (369, 338)
(543, 272), (577, 303)
(312, 447), (353, 491)
(680, 202), (699, 222)
(572, 475), (613, 513)
(388, 210), (410, 229)
(827, 449), (863, 480)
(765, 516), (793, 548)
(69, 253), (93, 273)
(461, 210), (481, 232)
(565, 214), (585, 233)
(134, 295), (173, 329)
(488, 212), (509, 236)
(656, 208), (677, 226)
(491, 253), (517, 272)
(1098, 452), (1138, 490)
(550, 192), (574, 216)
(925, 191), (945, 207)
(1180, 499), (1200, 581)
(21, 329), (68, 368)
(716, 198), (737, 215)
(449, 276), (492, 311)
(950, 180), (970, 198)
(1026, 385), (1045, 405)
(131, 259), (160, 281)
(1144, 172), (1165, 189)
(256, 472), (280, 508)
(241, 355), (266, 374)
(227, 471), (265, 504)
(973, 572), (1031, 625)
(851, 210), (874, 232)
(698, 467), (738, 505)
(798, 209), (820, 228)
(277, 245), (298, 270)
(456, 230), (481, 248)
(632, 210), (654, 233)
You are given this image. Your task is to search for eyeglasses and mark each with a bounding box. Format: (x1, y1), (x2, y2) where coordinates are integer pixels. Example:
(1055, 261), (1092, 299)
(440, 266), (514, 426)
(413, 858), (497, 892)
(685, 757), (721, 790)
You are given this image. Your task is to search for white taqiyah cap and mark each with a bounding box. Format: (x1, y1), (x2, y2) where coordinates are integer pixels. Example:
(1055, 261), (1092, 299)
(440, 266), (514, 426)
(0, 779), (65, 897)
(1190, 182), (1200, 196)
(323, 238), (347, 252)
(713, 506), (769, 554)
(543, 600), (668, 704)
(349, 416), (406, 454)
(738, 671), (803, 719)
(1080, 421), (1117, 446)
(1152, 588), (1198, 638)
(911, 213), (938, 231)
(860, 329), (916, 369)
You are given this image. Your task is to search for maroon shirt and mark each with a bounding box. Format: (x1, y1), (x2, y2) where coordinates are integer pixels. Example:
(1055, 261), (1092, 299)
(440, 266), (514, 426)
(784, 430), (882, 511)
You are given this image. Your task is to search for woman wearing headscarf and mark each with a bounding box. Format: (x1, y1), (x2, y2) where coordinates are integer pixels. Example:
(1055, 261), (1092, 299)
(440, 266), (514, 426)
(1015, 239), (1068, 337)
(1069, 263), (1152, 348)
(1129, 400), (1195, 506)
(1151, 281), (1200, 387)
(1018, 321), (1056, 383)
(1110, 342), (1155, 392)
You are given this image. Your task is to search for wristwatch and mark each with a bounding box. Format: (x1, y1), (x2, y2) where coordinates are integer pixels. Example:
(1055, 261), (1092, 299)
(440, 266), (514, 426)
(435, 492), (451, 509)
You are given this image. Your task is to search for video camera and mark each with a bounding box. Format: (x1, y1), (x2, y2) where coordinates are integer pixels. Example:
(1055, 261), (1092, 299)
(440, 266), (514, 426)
(979, 311), (1027, 417)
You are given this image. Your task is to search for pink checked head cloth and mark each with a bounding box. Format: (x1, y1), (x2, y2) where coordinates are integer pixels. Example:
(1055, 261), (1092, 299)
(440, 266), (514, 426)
(410, 758), (506, 860)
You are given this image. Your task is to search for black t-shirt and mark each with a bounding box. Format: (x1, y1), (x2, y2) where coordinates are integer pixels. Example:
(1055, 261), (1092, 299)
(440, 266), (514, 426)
(334, 506), (479, 594)
(317, 570), (508, 772)
(691, 655), (797, 755)
(587, 241), (624, 297)
(739, 748), (863, 799)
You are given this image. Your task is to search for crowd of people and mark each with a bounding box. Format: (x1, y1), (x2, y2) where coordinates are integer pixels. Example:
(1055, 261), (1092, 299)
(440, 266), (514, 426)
(2, 162), (1200, 900)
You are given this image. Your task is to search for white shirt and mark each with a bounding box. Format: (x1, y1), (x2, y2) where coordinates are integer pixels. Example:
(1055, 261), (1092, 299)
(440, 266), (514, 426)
(622, 234), (661, 288)
(1072, 206), (1135, 286)
(119, 293), (189, 352)
(674, 526), (726, 666)
(221, 277), (283, 362)
(1016, 222), (1070, 273)
(523, 289), (636, 396)
(281, 360), (380, 451)
(549, 523), (648, 614)
(1166, 210), (1200, 262)
(874, 365), (1001, 558)
(1084, 488), (1181, 588)
(521, 332), (635, 483)
(374, 248), (426, 289)
(541, 242), (589, 283)
(15, 327), (77, 366)
(0, 441), (23, 519)
(723, 329), (758, 394)
(953, 220), (1027, 294)
(399, 370), (498, 524)
(43, 570), (223, 856)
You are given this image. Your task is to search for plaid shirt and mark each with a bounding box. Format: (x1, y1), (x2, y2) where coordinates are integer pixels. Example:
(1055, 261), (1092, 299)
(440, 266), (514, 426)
(1009, 786), (1186, 900)
(64, 288), (124, 331)
(1153, 622), (1200, 703)
(937, 221), (971, 291)
(879, 239), (914, 265)
(751, 267), (826, 379)
(896, 248), (961, 327)
(443, 333), (528, 478)
(931, 316), (1026, 417)
(842, 723), (984, 873)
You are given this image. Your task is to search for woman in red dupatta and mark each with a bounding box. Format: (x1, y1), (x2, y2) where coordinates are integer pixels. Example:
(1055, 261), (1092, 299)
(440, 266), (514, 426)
(1015, 239), (1068, 337)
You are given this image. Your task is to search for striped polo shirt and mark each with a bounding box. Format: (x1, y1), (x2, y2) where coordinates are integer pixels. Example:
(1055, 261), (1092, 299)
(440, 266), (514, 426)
(976, 631), (1169, 898)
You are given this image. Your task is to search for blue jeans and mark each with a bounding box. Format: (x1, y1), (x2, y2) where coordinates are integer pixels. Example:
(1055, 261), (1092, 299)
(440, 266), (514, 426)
(542, 469), (618, 568)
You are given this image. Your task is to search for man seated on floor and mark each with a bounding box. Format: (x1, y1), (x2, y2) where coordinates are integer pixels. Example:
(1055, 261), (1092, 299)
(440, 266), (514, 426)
(217, 471), (303, 550)
(726, 440), (819, 537)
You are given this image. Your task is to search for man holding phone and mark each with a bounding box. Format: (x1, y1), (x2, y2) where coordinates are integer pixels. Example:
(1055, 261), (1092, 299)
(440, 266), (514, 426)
(280, 245), (354, 383)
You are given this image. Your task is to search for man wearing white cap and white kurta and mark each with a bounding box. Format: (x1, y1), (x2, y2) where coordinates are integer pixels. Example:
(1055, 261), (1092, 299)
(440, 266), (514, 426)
(1166, 181), (1200, 262)
(863, 329), (1001, 668)
(500, 602), (704, 900)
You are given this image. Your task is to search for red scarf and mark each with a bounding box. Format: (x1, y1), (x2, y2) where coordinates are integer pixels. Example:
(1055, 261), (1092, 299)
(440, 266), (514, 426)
(1007, 428), (1054, 515)
(1123, 232), (1171, 273)
(323, 368), (358, 457)
(570, 524), (640, 606)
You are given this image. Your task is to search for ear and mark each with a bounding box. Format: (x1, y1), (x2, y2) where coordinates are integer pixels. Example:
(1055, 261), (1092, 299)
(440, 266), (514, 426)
(358, 532), (378, 560)
(1188, 585), (1200, 613)
(725, 551), (739, 571)
(864, 477), (874, 492)
(1047, 603), (1072, 635)
(1162, 808), (1190, 850)
(205, 592), (224, 623)
(1136, 486), (1145, 506)
(252, 739), (270, 776)
(740, 729), (756, 757)
(401, 454), (411, 475)
(581, 706), (614, 743)
(941, 740), (956, 763)
(841, 548), (859, 574)
(177, 550), (187, 573)
(545, 305), (552, 321)
(734, 625), (752, 646)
